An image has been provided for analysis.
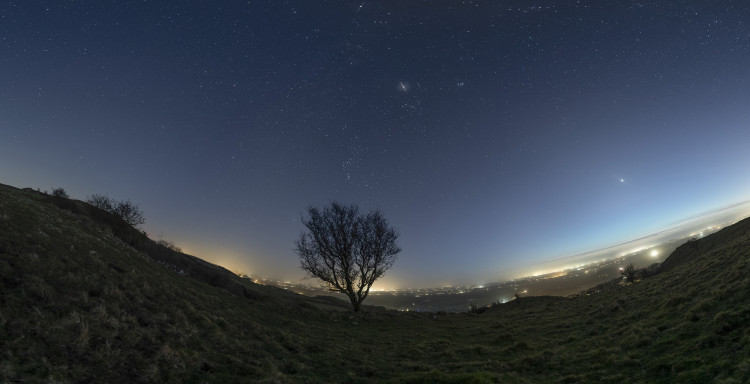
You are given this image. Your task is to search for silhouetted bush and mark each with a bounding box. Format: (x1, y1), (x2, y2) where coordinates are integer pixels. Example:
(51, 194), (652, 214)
(51, 187), (69, 199)
(621, 263), (636, 283)
(85, 194), (145, 228)
(157, 238), (182, 253)
(86, 193), (114, 212)
(112, 200), (145, 228)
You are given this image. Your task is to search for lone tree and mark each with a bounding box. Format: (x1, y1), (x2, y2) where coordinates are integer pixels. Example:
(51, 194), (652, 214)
(295, 202), (400, 312)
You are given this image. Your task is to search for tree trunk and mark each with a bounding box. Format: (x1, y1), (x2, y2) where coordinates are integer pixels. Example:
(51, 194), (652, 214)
(349, 296), (361, 312)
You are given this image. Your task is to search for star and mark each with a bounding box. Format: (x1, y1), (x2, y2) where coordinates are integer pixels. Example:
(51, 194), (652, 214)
(398, 81), (410, 93)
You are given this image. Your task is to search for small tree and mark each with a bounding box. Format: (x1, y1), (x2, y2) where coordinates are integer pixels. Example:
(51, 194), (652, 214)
(295, 202), (400, 312)
(51, 187), (69, 199)
(622, 263), (637, 283)
(112, 199), (145, 228)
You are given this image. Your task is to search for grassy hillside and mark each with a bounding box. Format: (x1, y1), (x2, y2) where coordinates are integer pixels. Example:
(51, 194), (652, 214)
(2, 182), (750, 383)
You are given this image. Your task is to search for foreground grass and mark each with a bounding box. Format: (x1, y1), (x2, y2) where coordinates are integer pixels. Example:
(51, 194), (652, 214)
(1, 183), (750, 383)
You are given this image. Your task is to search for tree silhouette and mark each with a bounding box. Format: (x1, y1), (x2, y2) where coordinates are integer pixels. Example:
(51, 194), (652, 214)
(86, 193), (114, 212)
(622, 263), (637, 283)
(295, 202), (400, 312)
(51, 187), (69, 199)
(112, 199), (145, 228)
(86, 194), (145, 228)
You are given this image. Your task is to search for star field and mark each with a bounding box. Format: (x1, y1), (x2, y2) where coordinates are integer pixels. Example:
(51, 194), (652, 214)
(2, 1), (750, 288)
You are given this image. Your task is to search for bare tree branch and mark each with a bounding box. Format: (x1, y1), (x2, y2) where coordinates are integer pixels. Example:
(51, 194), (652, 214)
(112, 199), (145, 228)
(86, 194), (145, 228)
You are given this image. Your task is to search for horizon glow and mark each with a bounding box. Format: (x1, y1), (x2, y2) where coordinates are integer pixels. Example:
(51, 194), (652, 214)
(3, 2), (750, 289)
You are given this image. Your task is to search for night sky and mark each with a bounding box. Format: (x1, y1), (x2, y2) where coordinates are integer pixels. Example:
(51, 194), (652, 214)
(3, 1), (750, 288)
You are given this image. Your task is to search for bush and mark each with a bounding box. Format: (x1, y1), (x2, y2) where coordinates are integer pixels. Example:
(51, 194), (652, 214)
(86, 193), (114, 212)
(51, 187), (69, 199)
(112, 200), (145, 228)
(157, 239), (182, 253)
(621, 263), (637, 283)
(85, 194), (145, 228)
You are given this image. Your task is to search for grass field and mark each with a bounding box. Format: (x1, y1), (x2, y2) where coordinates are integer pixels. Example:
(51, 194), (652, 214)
(2, 182), (750, 383)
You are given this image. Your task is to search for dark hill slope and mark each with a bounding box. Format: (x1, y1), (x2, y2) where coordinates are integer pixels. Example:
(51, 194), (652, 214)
(0, 183), (354, 383)
(660, 215), (750, 273)
(20, 185), (300, 303)
(2, 182), (750, 383)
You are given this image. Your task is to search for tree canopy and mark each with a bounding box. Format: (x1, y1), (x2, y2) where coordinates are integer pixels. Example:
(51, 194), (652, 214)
(295, 202), (400, 312)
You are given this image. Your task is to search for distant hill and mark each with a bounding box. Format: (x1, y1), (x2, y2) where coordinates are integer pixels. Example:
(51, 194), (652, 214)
(2, 182), (749, 383)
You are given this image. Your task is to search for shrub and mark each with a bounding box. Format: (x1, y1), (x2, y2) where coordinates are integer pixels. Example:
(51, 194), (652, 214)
(51, 187), (69, 199)
(85, 194), (145, 228)
(113, 200), (145, 227)
(86, 193), (114, 212)
(157, 239), (182, 253)
(621, 263), (637, 283)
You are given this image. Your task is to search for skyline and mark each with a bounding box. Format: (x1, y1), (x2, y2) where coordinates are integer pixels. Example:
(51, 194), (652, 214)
(513, 200), (750, 280)
(3, 1), (750, 288)
(5, 180), (749, 290)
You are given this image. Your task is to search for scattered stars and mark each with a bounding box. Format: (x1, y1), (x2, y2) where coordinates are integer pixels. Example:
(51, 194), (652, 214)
(3, 1), (750, 289)
(341, 135), (363, 183)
